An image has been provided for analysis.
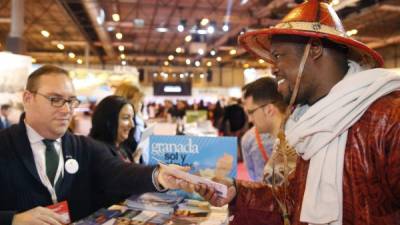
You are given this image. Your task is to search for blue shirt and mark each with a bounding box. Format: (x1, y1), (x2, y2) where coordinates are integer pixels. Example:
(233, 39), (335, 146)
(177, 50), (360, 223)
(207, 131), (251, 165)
(241, 127), (274, 181)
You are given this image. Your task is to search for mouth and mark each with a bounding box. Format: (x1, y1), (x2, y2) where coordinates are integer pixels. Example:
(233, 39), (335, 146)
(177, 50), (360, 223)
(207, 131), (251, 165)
(276, 77), (289, 95)
(55, 118), (70, 125)
(277, 78), (286, 85)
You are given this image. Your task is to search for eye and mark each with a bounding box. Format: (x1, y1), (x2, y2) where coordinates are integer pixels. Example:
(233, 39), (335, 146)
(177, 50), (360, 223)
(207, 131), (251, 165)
(273, 53), (281, 59)
(49, 96), (64, 104)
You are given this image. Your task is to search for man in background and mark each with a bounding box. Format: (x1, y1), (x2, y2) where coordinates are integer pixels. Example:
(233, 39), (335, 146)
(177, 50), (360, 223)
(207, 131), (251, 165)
(241, 77), (286, 181)
(0, 104), (11, 130)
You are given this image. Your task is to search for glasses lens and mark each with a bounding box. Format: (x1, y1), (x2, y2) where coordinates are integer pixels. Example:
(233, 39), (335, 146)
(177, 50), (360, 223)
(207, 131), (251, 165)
(70, 99), (80, 108)
(51, 97), (65, 107)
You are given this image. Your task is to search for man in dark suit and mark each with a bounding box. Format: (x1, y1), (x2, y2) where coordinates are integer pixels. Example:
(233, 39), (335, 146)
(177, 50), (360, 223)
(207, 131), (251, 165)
(0, 65), (189, 225)
(0, 104), (11, 130)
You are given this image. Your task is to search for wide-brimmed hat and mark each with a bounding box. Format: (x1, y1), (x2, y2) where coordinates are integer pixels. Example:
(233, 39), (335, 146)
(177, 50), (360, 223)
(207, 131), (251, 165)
(239, 0), (384, 68)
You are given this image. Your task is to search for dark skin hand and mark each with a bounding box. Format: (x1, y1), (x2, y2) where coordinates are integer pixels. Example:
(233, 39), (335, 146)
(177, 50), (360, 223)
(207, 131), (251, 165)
(194, 179), (237, 207)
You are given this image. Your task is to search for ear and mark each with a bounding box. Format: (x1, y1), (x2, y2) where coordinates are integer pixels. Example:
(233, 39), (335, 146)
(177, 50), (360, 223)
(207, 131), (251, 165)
(22, 91), (32, 105)
(263, 104), (274, 116)
(309, 38), (323, 61)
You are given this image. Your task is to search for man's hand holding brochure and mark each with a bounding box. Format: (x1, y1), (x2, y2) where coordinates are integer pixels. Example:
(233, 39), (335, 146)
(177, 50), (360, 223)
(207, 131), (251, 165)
(158, 162), (237, 207)
(158, 162), (228, 198)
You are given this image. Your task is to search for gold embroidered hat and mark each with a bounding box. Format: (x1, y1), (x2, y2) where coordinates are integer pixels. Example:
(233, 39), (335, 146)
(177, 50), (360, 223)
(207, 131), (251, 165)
(238, 0), (384, 68)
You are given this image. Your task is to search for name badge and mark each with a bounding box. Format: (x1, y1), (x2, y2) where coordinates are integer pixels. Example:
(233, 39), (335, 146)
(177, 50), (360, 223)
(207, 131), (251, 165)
(65, 159), (79, 174)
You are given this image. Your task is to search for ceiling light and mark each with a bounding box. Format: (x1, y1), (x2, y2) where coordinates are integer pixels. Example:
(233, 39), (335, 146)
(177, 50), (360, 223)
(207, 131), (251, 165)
(156, 27), (169, 32)
(332, 0), (340, 6)
(177, 19), (186, 32)
(77, 59), (83, 64)
(216, 56), (222, 62)
(197, 29), (208, 35)
(179, 74), (184, 79)
(96, 8), (105, 25)
(118, 45), (125, 51)
(210, 49), (216, 56)
(185, 35), (192, 42)
(133, 18), (145, 27)
(121, 60), (127, 66)
(107, 26), (115, 32)
(116, 32), (123, 40)
(168, 55), (174, 61)
(153, 73), (158, 77)
(258, 59), (265, 64)
(177, 24), (184, 32)
(176, 47), (183, 53)
(200, 73), (205, 79)
(200, 18), (209, 26)
(185, 58), (191, 65)
(207, 61), (212, 67)
(57, 43), (64, 50)
(195, 61), (200, 67)
(222, 24), (229, 32)
(207, 25), (215, 34)
(164, 61), (169, 66)
(41, 30), (50, 38)
(120, 54), (126, 59)
(68, 52), (76, 59)
(112, 13), (120, 22)
(346, 29), (358, 36)
(229, 49), (237, 55)
(198, 49), (204, 55)
(240, 0), (249, 5)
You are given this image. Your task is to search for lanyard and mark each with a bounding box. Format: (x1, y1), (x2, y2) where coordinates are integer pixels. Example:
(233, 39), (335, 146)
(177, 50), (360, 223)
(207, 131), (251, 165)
(254, 128), (269, 161)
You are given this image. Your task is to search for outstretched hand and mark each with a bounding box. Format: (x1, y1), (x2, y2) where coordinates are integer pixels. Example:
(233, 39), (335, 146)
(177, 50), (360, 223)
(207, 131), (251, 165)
(157, 164), (195, 193)
(195, 179), (237, 207)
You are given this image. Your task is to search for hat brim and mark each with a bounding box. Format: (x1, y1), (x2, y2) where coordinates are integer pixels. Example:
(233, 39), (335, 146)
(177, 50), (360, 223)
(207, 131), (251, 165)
(239, 28), (384, 68)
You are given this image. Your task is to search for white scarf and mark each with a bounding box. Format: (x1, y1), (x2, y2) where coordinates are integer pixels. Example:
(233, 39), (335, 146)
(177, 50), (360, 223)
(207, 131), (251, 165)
(285, 61), (400, 225)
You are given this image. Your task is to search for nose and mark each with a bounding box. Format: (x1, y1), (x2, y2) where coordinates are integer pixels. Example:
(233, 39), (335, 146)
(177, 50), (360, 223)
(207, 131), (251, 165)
(128, 117), (134, 129)
(271, 63), (279, 77)
(248, 113), (254, 123)
(59, 102), (73, 114)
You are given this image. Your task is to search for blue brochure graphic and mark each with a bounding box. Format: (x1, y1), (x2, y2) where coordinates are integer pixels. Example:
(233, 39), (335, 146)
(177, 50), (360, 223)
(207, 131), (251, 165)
(145, 135), (237, 179)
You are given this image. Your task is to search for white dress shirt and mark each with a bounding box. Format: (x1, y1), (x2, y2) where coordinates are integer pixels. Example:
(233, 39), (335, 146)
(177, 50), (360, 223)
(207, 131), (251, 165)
(25, 122), (64, 203)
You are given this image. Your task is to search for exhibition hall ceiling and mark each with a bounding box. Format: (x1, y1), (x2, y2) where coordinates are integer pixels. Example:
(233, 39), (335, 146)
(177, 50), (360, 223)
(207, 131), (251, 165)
(0, 0), (399, 68)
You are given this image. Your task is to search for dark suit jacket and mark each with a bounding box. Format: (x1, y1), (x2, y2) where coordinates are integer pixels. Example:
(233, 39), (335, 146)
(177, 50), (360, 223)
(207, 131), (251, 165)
(0, 118), (10, 130)
(0, 121), (157, 224)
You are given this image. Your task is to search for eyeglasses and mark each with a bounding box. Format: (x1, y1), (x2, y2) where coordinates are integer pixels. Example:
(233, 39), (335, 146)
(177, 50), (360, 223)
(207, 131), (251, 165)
(33, 92), (81, 108)
(247, 103), (268, 116)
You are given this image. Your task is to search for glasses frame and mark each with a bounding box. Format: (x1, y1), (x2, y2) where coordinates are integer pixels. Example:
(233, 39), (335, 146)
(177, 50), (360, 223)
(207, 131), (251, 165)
(247, 103), (269, 116)
(33, 92), (81, 108)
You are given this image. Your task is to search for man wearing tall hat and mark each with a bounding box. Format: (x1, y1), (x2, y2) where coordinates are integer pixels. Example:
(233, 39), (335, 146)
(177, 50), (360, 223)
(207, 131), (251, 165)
(192, 0), (400, 224)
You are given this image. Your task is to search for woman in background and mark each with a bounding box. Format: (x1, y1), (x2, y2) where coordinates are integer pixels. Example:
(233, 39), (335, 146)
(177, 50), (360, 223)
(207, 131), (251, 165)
(114, 83), (145, 144)
(89, 95), (135, 163)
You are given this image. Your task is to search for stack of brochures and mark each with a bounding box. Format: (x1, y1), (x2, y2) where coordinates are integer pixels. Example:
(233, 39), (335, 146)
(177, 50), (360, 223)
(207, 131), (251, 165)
(125, 192), (184, 214)
(72, 208), (122, 225)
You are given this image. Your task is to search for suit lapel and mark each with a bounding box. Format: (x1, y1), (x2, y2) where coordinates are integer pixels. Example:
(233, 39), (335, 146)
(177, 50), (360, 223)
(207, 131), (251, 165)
(56, 133), (76, 199)
(14, 122), (42, 185)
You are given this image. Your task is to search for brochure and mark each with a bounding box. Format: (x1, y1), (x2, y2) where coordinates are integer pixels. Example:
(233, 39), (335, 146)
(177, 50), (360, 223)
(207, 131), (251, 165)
(125, 192), (184, 215)
(46, 201), (71, 224)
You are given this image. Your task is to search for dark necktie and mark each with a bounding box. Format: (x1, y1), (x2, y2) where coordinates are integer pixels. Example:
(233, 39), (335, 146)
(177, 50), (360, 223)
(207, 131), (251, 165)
(43, 139), (59, 185)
